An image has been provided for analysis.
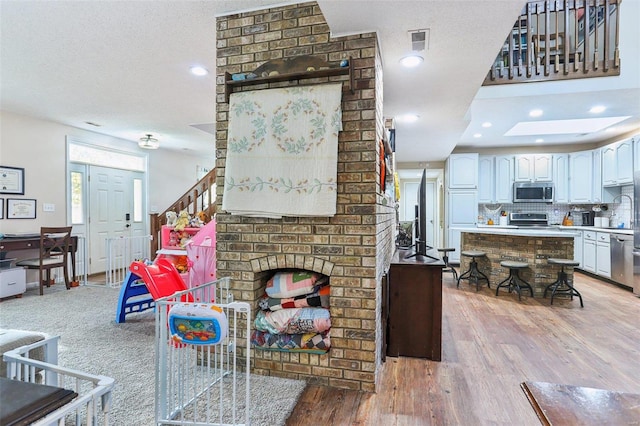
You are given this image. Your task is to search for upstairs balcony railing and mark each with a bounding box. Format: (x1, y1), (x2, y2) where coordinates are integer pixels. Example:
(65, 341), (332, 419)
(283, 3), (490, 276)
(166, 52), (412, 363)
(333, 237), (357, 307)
(483, 0), (621, 85)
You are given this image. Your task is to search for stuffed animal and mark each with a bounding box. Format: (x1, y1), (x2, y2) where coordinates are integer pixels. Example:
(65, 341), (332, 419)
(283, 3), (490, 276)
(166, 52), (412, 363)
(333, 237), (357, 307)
(197, 210), (211, 224)
(174, 210), (190, 231)
(165, 211), (178, 227)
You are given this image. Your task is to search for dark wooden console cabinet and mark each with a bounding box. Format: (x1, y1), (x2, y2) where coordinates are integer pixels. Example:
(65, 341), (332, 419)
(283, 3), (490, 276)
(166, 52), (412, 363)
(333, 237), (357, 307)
(386, 249), (443, 361)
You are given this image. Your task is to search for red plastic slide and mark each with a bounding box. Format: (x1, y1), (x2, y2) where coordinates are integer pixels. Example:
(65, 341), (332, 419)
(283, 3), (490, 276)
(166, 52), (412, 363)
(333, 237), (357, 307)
(129, 258), (193, 302)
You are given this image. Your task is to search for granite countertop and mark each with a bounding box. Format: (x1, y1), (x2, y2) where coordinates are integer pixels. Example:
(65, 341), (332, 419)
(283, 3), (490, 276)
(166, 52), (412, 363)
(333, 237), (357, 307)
(460, 227), (580, 237)
(458, 224), (634, 237)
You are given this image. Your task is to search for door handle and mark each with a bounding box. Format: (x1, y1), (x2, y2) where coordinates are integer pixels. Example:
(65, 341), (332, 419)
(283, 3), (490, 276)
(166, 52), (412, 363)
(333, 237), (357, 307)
(126, 224), (131, 228)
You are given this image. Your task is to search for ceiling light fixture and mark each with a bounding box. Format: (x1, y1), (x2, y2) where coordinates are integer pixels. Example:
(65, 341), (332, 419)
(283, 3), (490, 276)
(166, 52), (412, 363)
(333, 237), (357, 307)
(138, 134), (159, 150)
(529, 109), (543, 117)
(473, 133), (482, 138)
(190, 66), (209, 76)
(589, 105), (606, 114)
(400, 54), (424, 68)
(535, 138), (544, 143)
(481, 122), (492, 128)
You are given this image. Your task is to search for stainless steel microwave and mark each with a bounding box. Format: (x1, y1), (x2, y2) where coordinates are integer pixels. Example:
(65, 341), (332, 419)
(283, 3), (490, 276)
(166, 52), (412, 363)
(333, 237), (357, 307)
(513, 182), (554, 203)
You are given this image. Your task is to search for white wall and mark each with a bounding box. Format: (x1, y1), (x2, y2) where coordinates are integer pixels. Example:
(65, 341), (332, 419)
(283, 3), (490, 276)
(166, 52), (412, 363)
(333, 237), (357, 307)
(0, 110), (211, 234)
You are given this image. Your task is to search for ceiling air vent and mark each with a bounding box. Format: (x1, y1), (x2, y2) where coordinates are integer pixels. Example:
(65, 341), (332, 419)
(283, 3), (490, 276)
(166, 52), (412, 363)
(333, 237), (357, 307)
(409, 29), (430, 52)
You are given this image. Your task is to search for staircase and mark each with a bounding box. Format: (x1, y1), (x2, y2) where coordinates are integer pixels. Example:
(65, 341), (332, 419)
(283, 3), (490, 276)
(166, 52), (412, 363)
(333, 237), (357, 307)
(149, 168), (217, 254)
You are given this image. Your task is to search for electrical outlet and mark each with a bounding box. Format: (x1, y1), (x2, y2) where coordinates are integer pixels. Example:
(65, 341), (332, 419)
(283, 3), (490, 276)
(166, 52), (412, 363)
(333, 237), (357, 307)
(43, 203), (55, 212)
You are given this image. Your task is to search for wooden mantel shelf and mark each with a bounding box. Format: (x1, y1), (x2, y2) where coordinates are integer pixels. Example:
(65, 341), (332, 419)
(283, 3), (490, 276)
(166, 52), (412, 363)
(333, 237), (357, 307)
(224, 57), (354, 102)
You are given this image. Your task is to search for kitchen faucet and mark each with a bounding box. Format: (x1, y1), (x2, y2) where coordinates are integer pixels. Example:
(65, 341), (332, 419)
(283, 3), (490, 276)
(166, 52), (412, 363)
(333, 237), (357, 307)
(611, 194), (633, 228)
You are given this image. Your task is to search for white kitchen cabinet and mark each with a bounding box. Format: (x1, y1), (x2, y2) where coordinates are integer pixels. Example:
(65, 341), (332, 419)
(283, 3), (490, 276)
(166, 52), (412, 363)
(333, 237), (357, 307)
(592, 148), (603, 203)
(478, 155), (494, 203)
(478, 155), (513, 204)
(582, 231), (596, 273)
(495, 155), (514, 203)
(602, 139), (633, 186)
(634, 135), (640, 172)
(573, 231), (583, 268)
(446, 189), (478, 263)
(447, 229), (462, 263)
(514, 154), (552, 182)
(569, 150), (593, 203)
(447, 153), (478, 189)
(553, 154), (569, 203)
(595, 232), (611, 278)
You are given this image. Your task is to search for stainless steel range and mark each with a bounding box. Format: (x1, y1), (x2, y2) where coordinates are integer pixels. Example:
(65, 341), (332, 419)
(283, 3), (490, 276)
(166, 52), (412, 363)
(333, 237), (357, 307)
(508, 212), (549, 227)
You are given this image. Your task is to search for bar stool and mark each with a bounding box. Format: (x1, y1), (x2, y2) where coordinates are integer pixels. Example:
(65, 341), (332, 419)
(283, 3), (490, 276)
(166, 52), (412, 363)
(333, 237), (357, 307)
(495, 260), (533, 301)
(544, 258), (583, 307)
(457, 250), (490, 291)
(437, 248), (458, 281)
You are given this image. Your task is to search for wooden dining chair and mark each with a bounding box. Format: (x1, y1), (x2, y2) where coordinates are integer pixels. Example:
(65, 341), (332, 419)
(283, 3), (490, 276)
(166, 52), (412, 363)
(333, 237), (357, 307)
(16, 226), (73, 295)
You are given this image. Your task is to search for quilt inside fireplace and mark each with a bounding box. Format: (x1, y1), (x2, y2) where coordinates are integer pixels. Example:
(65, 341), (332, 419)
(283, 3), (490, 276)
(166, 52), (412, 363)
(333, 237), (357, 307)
(251, 269), (331, 354)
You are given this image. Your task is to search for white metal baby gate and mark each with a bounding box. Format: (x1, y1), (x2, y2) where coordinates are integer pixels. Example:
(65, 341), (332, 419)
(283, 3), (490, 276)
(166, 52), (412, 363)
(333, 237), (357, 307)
(155, 277), (252, 426)
(105, 234), (151, 287)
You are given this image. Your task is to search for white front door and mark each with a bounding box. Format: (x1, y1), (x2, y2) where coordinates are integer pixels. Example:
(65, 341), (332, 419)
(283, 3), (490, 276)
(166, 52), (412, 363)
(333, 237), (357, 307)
(425, 180), (437, 248)
(88, 166), (145, 274)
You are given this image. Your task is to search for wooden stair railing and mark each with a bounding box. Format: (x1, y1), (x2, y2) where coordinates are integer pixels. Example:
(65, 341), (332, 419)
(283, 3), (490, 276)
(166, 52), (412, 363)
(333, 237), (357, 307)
(484, 0), (621, 86)
(149, 168), (217, 255)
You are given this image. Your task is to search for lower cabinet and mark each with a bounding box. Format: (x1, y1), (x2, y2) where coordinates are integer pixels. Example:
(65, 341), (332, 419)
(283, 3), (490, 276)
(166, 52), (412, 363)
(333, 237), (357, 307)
(582, 230), (611, 278)
(387, 249), (443, 361)
(595, 232), (611, 278)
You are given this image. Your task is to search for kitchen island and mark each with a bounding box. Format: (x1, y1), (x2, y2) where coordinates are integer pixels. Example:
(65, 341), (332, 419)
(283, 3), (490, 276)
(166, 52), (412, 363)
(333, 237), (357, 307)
(458, 227), (580, 297)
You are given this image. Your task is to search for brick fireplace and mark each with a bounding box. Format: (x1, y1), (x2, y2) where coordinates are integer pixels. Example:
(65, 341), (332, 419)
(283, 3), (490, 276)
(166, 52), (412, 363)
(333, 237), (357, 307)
(215, 2), (395, 392)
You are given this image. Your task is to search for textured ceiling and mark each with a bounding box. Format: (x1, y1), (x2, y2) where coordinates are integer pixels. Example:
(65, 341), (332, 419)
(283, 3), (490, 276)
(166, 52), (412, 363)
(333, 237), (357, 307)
(1, 0), (639, 165)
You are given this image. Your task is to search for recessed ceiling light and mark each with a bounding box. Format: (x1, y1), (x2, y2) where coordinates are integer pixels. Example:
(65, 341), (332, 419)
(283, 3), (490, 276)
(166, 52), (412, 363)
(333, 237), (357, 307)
(505, 116), (631, 136)
(400, 54), (424, 68)
(190, 66), (209, 76)
(529, 109), (543, 117)
(589, 105), (606, 113)
(473, 133), (482, 138)
(535, 138), (544, 143)
(397, 114), (419, 123)
(481, 122), (492, 128)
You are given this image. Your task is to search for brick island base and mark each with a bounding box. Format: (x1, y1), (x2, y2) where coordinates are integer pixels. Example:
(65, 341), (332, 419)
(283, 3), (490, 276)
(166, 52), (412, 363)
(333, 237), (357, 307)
(460, 231), (575, 297)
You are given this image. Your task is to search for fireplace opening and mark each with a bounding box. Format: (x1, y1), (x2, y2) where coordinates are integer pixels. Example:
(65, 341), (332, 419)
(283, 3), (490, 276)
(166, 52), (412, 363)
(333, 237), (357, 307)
(251, 268), (331, 354)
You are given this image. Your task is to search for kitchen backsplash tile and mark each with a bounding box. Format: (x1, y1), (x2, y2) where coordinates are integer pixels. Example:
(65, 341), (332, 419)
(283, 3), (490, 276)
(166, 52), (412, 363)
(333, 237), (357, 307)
(478, 184), (634, 227)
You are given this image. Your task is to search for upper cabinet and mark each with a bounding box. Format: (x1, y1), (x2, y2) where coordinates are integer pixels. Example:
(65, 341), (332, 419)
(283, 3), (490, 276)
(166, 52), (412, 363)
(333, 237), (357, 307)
(602, 139), (633, 186)
(514, 154), (552, 182)
(478, 156), (494, 203)
(553, 154), (569, 203)
(634, 135), (640, 173)
(494, 156), (514, 203)
(569, 150), (594, 203)
(478, 155), (514, 204)
(447, 153), (478, 189)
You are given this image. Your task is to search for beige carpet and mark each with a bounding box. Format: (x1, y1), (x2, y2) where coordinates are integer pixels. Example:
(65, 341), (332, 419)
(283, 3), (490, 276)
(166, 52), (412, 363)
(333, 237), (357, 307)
(0, 283), (306, 425)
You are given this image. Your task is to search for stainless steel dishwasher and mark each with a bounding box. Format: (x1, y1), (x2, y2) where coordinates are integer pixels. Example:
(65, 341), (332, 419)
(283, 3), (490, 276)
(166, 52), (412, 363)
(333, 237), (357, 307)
(611, 234), (633, 288)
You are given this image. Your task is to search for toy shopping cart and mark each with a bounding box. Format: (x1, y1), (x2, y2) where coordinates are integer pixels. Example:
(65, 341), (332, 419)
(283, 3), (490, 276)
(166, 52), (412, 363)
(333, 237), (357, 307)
(155, 276), (252, 426)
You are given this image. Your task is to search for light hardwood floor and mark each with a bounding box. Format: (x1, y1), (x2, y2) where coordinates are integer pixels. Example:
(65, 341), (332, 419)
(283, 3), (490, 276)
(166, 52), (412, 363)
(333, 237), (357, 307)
(286, 271), (640, 425)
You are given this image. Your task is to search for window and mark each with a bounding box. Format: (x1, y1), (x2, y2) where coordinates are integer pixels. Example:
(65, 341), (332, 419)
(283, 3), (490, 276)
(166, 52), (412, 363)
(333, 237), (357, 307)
(71, 171), (84, 224)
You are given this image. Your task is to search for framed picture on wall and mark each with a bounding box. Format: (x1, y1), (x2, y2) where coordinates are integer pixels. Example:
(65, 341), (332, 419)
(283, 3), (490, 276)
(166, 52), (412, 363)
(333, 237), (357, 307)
(7, 198), (36, 219)
(0, 199), (3, 219)
(0, 166), (25, 195)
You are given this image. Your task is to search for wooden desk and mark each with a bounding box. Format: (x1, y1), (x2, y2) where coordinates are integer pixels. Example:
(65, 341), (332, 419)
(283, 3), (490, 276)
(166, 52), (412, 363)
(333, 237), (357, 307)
(0, 236), (79, 283)
(386, 249), (444, 361)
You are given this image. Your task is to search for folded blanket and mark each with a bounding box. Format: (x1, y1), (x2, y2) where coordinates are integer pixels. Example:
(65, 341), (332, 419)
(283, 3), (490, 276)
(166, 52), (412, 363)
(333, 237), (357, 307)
(254, 307), (331, 334)
(251, 330), (330, 353)
(258, 285), (330, 311)
(265, 271), (322, 299)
